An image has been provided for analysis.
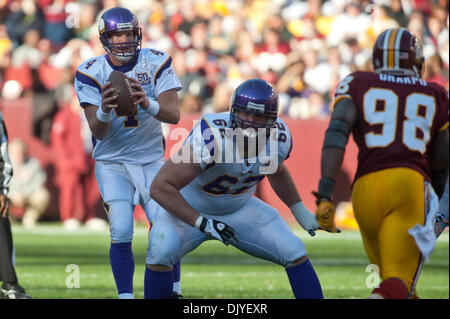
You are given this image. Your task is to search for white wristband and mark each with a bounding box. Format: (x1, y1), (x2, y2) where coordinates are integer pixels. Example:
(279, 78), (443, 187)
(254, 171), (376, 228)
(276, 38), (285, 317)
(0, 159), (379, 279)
(96, 107), (113, 123)
(144, 99), (160, 116)
(194, 215), (204, 229)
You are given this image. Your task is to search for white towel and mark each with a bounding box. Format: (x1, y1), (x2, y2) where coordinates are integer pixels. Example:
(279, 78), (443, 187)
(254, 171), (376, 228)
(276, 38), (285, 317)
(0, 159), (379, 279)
(408, 182), (439, 262)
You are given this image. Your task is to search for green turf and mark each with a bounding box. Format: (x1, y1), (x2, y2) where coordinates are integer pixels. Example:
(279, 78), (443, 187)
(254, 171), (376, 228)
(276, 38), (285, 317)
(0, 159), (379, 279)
(10, 223), (449, 299)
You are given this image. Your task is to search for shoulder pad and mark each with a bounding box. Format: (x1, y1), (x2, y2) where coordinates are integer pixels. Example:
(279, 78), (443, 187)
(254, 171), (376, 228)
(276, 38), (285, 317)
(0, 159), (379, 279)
(148, 50), (172, 86)
(140, 48), (169, 64)
(273, 118), (293, 160)
(76, 57), (103, 92)
(202, 113), (230, 129)
(78, 57), (102, 76)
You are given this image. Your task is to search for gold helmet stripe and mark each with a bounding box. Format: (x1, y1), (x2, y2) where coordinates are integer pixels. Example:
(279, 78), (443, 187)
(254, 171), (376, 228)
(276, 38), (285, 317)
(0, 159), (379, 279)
(387, 28), (399, 68)
(383, 29), (392, 68)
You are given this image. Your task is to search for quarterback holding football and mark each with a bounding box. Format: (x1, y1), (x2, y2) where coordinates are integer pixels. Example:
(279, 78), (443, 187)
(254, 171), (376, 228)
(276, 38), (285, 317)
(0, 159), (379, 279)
(74, 7), (183, 299)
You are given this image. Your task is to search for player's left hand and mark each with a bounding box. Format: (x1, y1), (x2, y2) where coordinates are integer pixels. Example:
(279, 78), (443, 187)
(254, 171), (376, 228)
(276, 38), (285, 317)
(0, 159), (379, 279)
(290, 202), (319, 236)
(128, 77), (149, 110)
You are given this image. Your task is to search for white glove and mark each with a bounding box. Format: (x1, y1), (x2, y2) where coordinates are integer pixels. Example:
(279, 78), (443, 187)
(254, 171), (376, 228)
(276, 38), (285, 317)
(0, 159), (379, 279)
(290, 202), (320, 236)
(195, 216), (239, 245)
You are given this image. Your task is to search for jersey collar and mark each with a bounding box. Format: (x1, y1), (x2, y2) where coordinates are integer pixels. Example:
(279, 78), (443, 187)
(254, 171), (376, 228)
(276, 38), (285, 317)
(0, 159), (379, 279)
(105, 54), (138, 73)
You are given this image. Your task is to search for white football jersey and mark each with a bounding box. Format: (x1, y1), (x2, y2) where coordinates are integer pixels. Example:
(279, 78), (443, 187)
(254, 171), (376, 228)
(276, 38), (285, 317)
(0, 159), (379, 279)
(180, 112), (293, 215)
(74, 48), (182, 164)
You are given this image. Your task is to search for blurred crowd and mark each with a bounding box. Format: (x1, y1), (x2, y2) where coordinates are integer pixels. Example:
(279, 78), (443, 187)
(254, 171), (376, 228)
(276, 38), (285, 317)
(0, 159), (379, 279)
(0, 0), (449, 119)
(0, 0), (448, 227)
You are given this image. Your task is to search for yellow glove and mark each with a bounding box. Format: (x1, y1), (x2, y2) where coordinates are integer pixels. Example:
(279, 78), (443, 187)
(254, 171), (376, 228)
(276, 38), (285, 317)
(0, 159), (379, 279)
(315, 200), (340, 233)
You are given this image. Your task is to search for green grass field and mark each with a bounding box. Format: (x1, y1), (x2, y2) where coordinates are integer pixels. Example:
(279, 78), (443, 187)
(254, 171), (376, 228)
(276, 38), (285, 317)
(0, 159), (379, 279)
(10, 223), (449, 299)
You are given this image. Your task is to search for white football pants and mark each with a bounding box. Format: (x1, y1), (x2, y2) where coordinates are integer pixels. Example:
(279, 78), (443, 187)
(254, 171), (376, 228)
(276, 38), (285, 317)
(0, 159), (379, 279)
(95, 159), (164, 243)
(146, 196), (307, 267)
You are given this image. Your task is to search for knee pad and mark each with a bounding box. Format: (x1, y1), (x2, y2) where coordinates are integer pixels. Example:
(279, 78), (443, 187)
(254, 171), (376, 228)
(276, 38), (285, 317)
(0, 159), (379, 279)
(280, 239), (307, 267)
(146, 229), (181, 267)
(146, 213), (185, 266)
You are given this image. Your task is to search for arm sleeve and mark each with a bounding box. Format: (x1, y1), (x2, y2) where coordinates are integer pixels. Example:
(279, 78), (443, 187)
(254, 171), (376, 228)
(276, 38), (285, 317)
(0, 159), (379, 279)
(275, 120), (293, 164)
(185, 117), (220, 170)
(74, 70), (102, 108)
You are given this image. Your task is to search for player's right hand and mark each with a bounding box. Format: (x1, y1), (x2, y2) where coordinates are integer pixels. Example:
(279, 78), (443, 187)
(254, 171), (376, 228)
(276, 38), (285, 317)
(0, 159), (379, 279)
(434, 212), (449, 237)
(0, 194), (10, 218)
(290, 202), (319, 236)
(197, 217), (239, 245)
(128, 77), (149, 109)
(101, 82), (118, 113)
(315, 199), (340, 233)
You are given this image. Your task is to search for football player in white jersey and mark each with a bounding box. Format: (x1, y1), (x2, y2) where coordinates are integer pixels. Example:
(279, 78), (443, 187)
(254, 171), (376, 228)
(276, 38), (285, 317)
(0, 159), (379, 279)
(74, 7), (183, 299)
(147, 79), (325, 298)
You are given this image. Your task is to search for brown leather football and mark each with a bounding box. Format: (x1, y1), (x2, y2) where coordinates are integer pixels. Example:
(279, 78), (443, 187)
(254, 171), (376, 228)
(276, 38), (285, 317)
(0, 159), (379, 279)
(108, 70), (136, 116)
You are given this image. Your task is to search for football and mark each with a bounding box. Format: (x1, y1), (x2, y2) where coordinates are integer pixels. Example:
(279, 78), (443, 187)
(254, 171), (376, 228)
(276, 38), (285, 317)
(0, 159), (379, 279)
(108, 70), (136, 116)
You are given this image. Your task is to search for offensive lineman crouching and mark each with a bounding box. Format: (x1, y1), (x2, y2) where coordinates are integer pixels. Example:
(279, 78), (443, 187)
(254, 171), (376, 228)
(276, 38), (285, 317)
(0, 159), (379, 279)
(147, 79), (331, 299)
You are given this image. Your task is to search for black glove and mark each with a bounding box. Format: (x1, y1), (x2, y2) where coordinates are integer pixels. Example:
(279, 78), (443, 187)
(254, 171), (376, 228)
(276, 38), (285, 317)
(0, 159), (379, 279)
(196, 216), (239, 245)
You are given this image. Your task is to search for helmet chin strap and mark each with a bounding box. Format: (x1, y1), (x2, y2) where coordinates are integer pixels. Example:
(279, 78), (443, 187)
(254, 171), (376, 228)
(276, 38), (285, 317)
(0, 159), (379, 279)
(104, 45), (135, 64)
(412, 65), (422, 78)
(114, 54), (134, 63)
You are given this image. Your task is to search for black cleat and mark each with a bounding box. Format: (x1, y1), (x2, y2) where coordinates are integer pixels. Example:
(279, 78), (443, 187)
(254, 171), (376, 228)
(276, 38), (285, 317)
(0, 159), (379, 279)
(1, 283), (32, 299)
(172, 292), (183, 299)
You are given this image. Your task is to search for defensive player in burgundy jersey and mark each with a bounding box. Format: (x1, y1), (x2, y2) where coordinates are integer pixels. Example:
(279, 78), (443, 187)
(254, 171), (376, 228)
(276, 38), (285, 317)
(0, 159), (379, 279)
(313, 28), (448, 298)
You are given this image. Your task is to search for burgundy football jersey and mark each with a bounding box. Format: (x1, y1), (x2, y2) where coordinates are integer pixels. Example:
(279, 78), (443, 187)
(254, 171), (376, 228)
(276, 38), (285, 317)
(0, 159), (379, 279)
(333, 71), (449, 182)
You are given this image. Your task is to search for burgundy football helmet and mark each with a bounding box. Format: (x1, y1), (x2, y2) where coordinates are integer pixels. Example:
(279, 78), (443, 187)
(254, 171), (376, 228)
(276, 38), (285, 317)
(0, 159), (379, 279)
(372, 28), (424, 77)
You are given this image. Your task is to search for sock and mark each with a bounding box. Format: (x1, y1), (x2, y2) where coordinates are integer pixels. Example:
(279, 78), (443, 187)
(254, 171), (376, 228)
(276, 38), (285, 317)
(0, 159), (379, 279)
(286, 259), (323, 299)
(371, 277), (408, 299)
(144, 266), (173, 299)
(172, 260), (181, 294)
(110, 242), (134, 297)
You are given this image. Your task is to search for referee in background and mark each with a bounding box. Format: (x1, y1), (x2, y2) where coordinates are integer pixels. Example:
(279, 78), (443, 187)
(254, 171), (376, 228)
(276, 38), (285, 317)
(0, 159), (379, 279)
(0, 111), (31, 299)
